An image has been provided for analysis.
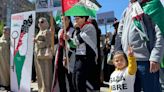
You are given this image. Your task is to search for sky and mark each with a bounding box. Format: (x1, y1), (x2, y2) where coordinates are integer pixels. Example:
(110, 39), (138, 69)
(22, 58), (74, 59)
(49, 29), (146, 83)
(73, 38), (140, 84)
(97, 0), (163, 34)
(28, 0), (164, 34)
(96, 0), (129, 34)
(29, 0), (129, 34)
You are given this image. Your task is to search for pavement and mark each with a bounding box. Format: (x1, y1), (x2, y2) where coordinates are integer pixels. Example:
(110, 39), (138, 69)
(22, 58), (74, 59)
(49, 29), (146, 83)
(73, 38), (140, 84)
(1, 82), (163, 92)
(0, 82), (109, 92)
(30, 82), (110, 92)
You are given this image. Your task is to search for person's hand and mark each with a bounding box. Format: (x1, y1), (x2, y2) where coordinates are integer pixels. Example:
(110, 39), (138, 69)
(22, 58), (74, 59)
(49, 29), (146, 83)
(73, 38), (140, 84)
(63, 34), (70, 40)
(150, 61), (160, 73)
(63, 57), (67, 67)
(33, 38), (37, 43)
(74, 23), (79, 28)
(63, 57), (69, 68)
(128, 45), (134, 57)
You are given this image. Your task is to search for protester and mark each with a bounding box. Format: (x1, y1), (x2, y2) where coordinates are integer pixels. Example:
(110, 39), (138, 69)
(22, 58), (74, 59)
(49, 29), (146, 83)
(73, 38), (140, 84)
(65, 16), (98, 92)
(0, 26), (10, 90)
(34, 17), (52, 92)
(115, 0), (164, 92)
(103, 41), (111, 82)
(104, 32), (111, 45)
(109, 46), (137, 92)
(110, 18), (119, 47)
(103, 18), (120, 83)
(51, 16), (75, 92)
(89, 19), (101, 91)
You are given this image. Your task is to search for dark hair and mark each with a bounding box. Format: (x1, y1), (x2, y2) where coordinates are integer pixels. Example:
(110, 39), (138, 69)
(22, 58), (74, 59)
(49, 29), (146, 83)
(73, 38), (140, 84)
(113, 51), (128, 63)
(62, 16), (73, 28)
(90, 19), (99, 31)
(90, 19), (102, 63)
(66, 16), (73, 28)
(75, 16), (89, 21)
(113, 18), (119, 29)
(90, 19), (101, 45)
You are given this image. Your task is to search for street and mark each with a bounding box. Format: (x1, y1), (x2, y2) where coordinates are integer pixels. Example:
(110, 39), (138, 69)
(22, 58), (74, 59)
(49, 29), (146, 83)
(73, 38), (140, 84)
(1, 82), (163, 92)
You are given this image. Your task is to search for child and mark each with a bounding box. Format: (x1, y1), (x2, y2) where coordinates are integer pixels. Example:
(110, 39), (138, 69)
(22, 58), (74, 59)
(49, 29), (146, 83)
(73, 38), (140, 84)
(109, 47), (137, 92)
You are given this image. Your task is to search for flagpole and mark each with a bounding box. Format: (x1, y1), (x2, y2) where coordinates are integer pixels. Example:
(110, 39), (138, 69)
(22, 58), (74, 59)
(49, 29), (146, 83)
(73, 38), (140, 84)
(50, 0), (55, 55)
(61, 0), (70, 73)
(50, 12), (55, 54)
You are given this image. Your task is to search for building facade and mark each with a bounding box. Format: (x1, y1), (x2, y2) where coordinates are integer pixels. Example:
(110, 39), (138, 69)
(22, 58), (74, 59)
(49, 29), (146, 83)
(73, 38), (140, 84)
(0, 0), (34, 25)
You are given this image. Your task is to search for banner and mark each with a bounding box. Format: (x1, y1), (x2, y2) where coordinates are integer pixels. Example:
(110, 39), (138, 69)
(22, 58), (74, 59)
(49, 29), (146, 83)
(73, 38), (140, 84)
(10, 11), (36, 92)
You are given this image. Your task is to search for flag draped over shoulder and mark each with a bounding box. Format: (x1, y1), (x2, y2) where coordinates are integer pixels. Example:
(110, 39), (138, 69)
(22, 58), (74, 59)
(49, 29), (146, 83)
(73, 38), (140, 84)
(54, 10), (62, 25)
(131, 2), (149, 41)
(62, 0), (101, 17)
(141, 0), (164, 36)
(161, 57), (164, 68)
(131, 0), (164, 42)
(135, 0), (164, 66)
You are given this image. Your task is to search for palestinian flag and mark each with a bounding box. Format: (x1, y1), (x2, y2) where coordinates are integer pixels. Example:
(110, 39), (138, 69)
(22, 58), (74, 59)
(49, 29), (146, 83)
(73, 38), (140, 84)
(14, 32), (26, 88)
(140, 0), (164, 36)
(62, 0), (101, 17)
(133, 0), (164, 66)
(13, 14), (33, 89)
(131, 0), (164, 42)
(54, 10), (62, 25)
(161, 57), (164, 68)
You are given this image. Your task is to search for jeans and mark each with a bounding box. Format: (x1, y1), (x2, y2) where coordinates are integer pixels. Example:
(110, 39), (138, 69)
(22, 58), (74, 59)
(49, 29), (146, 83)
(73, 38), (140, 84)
(160, 68), (164, 84)
(134, 61), (162, 92)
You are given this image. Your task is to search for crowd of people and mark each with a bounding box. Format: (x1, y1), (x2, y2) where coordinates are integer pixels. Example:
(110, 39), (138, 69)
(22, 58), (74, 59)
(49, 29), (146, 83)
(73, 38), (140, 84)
(0, 0), (164, 92)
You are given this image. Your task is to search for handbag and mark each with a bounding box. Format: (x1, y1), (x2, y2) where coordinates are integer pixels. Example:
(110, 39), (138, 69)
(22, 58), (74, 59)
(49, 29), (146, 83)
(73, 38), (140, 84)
(37, 47), (53, 60)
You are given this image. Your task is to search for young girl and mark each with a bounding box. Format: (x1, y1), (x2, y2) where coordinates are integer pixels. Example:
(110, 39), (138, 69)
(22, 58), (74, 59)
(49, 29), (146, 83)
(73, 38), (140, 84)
(109, 47), (137, 92)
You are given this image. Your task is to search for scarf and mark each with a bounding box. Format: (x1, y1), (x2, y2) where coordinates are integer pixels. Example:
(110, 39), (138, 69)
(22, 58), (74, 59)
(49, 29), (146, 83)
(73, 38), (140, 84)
(59, 27), (70, 47)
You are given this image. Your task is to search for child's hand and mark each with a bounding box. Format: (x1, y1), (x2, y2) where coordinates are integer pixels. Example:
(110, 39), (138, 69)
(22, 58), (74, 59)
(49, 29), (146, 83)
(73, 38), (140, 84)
(128, 45), (134, 57)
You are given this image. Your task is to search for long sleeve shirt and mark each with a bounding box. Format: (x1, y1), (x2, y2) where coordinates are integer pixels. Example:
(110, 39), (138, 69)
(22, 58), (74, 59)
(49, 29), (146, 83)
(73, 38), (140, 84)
(109, 56), (136, 92)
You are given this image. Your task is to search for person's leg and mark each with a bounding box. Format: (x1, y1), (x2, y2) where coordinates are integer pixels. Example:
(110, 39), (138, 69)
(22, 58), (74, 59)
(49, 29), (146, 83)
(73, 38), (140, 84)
(103, 56), (111, 82)
(72, 72), (78, 92)
(143, 70), (161, 92)
(74, 58), (87, 92)
(75, 71), (87, 92)
(108, 65), (115, 77)
(87, 59), (100, 91)
(160, 68), (164, 90)
(43, 60), (52, 92)
(160, 68), (164, 83)
(57, 60), (67, 92)
(35, 59), (43, 92)
(135, 61), (162, 92)
(66, 72), (75, 92)
(32, 55), (36, 82)
(134, 61), (143, 92)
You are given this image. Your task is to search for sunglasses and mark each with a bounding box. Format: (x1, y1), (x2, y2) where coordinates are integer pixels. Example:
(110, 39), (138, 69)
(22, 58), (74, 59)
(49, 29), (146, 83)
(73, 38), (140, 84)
(39, 20), (44, 24)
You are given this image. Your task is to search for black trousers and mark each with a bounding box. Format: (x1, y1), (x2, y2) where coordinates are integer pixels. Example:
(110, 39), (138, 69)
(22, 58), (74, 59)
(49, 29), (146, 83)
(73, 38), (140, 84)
(73, 55), (100, 92)
(57, 54), (75, 92)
